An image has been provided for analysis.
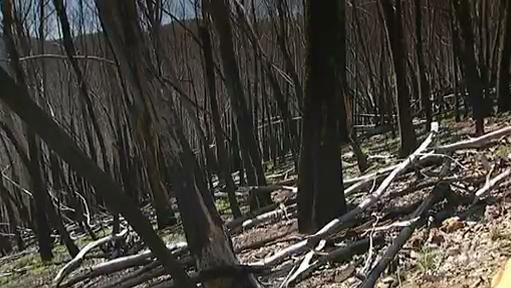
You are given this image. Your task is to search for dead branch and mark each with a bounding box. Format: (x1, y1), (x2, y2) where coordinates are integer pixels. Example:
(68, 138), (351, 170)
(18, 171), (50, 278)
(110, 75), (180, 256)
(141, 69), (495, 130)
(359, 182), (449, 288)
(239, 204), (297, 231)
(227, 196), (296, 232)
(54, 229), (128, 286)
(60, 242), (188, 287)
(284, 236), (385, 287)
(435, 126), (511, 153)
(249, 123), (440, 269)
(474, 168), (511, 198)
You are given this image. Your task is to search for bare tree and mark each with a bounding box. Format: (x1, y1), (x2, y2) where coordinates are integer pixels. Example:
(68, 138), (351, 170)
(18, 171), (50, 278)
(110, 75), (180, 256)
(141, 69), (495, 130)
(207, 0), (272, 210)
(381, 0), (418, 156)
(297, 0), (347, 233)
(0, 66), (195, 287)
(415, 0), (432, 129)
(96, 0), (176, 228)
(452, 0), (486, 135)
(497, 0), (511, 112)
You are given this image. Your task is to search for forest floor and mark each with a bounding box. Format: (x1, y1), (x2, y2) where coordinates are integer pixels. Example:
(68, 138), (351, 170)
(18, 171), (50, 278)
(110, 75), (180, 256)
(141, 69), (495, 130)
(2, 113), (511, 288)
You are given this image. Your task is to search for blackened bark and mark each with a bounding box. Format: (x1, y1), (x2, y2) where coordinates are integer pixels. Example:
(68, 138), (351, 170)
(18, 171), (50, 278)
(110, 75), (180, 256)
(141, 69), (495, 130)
(199, 24), (242, 218)
(52, 0), (109, 171)
(297, 0), (347, 233)
(0, 66), (195, 287)
(497, 0), (511, 112)
(381, 0), (418, 156)
(96, 0), (176, 228)
(452, 0), (485, 135)
(415, 0), (432, 129)
(207, 0), (272, 209)
(169, 130), (260, 288)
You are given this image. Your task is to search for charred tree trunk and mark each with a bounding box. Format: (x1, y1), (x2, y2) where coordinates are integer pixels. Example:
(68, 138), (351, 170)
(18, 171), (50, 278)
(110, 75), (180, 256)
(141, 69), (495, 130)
(381, 0), (418, 156)
(497, 0), (511, 112)
(166, 104), (260, 287)
(452, 0), (485, 135)
(96, 0), (176, 228)
(1, 0), (50, 261)
(297, 0), (347, 234)
(52, 0), (109, 173)
(2, 0), (79, 258)
(207, 0), (272, 210)
(199, 23), (241, 218)
(0, 66), (195, 288)
(415, 0), (432, 130)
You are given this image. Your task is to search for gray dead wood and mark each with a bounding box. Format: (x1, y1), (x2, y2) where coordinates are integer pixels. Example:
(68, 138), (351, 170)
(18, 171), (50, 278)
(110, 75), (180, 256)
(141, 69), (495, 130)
(434, 126), (511, 153)
(60, 242), (188, 287)
(249, 123), (440, 269)
(359, 182), (449, 288)
(54, 229), (128, 286)
(474, 168), (511, 198)
(283, 236), (385, 287)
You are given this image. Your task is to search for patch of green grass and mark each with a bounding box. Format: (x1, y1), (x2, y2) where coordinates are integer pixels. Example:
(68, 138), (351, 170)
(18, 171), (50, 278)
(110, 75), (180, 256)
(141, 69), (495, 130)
(0, 245), (69, 288)
(496, 145), (511, 159)
(416, 246), (441, 274)
(215, 197), (231, 215)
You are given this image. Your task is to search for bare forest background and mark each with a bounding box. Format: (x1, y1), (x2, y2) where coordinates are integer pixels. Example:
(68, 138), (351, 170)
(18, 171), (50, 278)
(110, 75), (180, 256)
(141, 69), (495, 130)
(0, 0), (510, 287)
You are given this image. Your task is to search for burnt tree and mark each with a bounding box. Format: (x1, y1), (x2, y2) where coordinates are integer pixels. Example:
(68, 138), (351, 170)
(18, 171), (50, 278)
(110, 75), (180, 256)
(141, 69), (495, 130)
(452, 0), (486, 135)
(497, 0), (511, 112)
(381, 0), (418, 156)
(297, 0), (348, 233)
(207, 0), (272, 210)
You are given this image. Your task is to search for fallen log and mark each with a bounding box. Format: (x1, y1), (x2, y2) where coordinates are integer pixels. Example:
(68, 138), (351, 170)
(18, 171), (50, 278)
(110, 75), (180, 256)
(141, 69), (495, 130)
(435, 126), (511, 153)
(143, 264), (272, 288)
(54, 229), (128, 286)
(249, 123), (440, 269)
(235, 226), (298, 253)
(60, 242), (188, 288)
(239, 204), (297, 231)
(284, 236), (385, 287)
(359, 182), (449, 288)
(227, 196), (296, 232)
(474, 168), (511, 198)
(344, 151), (443, 196)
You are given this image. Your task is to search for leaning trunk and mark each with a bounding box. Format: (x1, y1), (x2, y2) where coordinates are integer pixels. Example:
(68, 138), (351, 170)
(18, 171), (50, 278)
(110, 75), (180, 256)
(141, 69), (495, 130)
(207, 0), (271, 210)
(199, 24), (242, 218)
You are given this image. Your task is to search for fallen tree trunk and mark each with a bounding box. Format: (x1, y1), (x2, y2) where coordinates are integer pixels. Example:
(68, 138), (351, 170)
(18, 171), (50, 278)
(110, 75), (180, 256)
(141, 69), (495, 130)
(435, 126), (511, 153)
(60, 242), (188, 287)
(238, 204), (297, 231)
(359, 182), (449, 288)
(284, 236), (385, 287)
(474, 168), (511, 198)
(250, 123), (439, 268)
(54, 229), (128, 286)
(227, 196), (296, 232)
